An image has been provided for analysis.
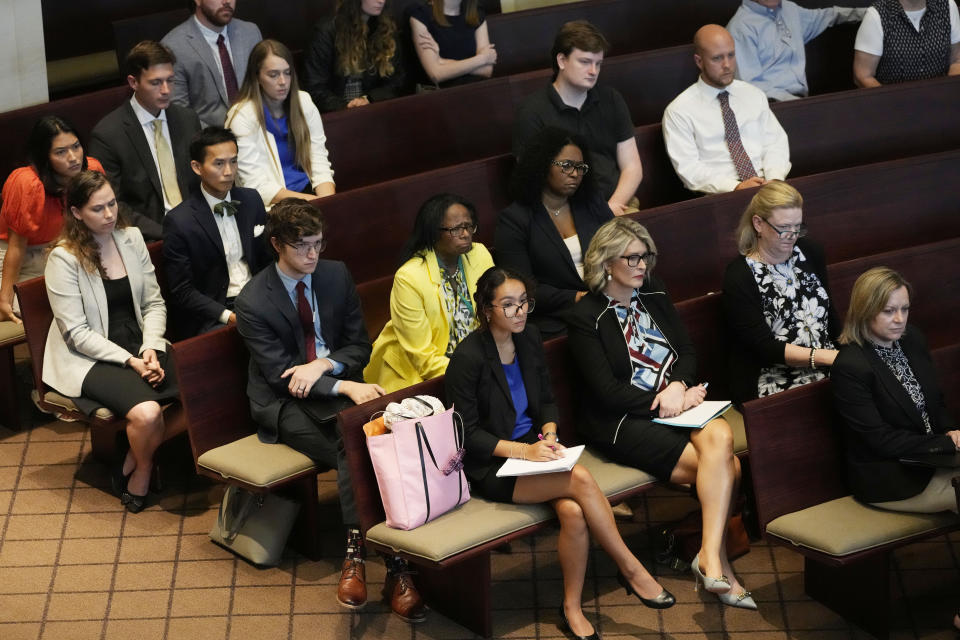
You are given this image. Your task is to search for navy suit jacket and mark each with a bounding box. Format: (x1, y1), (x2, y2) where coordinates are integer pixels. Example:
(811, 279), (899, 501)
(162, 186), (269, 339)
(235, 260), (371, 442)
(89, 100), (201, 241)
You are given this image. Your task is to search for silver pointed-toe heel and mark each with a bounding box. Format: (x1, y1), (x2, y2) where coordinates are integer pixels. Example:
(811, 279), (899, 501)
(718, 590), (757, 610)
(690, 554), (731, 594)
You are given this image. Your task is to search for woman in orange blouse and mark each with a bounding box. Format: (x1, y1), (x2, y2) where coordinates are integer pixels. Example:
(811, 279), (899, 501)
(0, 116), (103, 323)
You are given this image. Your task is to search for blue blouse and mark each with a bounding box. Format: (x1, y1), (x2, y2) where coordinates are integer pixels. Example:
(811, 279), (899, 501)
(502, 357), (533, 440)
(263, 105), (311, 192)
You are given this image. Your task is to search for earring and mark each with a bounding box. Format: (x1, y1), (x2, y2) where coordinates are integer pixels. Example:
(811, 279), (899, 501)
(606, 272), (612, 281)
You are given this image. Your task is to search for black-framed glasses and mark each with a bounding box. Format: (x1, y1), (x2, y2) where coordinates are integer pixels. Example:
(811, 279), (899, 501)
(551, 160), (590, 176)
(285, 239), (326, 256)
(439, 223), (478, 237)
(761, 218), (807, 240)
(620, 253), (656, 268)
(492, 298), (536, 318)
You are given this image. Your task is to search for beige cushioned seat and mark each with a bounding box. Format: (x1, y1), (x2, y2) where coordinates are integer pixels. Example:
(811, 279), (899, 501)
(579, 448), (657, 496)
(366, 446), (663, 563)
(197, 434), (315, 487)
(43, 390), (115, 420)
(0, 320), (25, 347)
(366, 497), (553, 562)
(766, 495), (959, 556)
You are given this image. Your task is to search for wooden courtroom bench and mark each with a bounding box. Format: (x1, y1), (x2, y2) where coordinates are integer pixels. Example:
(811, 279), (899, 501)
(740, 344), (960, 639)
(328, 148), (960, 339)
(339, 308), (749, 636)
(639, 148), (960, 302)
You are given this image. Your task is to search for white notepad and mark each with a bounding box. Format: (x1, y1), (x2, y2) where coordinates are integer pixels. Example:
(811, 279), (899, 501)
(496, 444), (586, 477)
(652, 401), (732, 428)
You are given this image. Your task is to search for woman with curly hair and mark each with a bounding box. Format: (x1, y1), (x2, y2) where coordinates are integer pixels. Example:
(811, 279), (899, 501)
(495, 126), (612, 338)
(43, 171), (181, 513)
(303, 0), (407, 112)
(226, 39), (335, 207)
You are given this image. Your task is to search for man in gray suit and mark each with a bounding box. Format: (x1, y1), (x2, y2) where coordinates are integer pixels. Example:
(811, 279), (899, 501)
(162, 0), (262, 127)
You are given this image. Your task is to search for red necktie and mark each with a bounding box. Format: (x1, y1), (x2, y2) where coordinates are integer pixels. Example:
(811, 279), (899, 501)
(718, 91), (758, 182)
(217, 34), (239, 103)
(295, 281), (317, 362)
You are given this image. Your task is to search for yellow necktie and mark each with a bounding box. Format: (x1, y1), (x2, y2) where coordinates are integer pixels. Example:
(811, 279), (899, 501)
(152, 119), (182, 207)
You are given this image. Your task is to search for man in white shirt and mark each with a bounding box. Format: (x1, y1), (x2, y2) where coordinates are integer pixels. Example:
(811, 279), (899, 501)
(162, 126), (269, 339)
(662, 24), (791, 194)
(162, 0), (263, 127)
(89, 41), (202, 240)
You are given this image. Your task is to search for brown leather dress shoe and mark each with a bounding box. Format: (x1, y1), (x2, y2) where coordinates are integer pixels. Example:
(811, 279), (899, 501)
(336, 557), (367, 609)
(383, 571), (427, 622)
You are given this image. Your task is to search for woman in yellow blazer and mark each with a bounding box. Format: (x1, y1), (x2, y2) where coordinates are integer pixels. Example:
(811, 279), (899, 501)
(365, 193), (494, 393)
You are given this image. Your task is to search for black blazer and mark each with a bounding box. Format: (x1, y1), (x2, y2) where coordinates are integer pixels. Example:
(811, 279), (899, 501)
(445, 325), (559, 481)
(162, 187), (269, 339)
(235, 259), (372, 443)
(495, 192), (613, 337)
(722, 238), (840, 404)
(89, 100), (201, 241)
(567, 276), (698, 445)
(302, 15), (406, 113)
(832, 326), (955, 503)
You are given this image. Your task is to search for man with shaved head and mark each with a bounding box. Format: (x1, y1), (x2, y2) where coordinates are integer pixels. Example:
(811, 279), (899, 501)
(662, 25), (791, 194)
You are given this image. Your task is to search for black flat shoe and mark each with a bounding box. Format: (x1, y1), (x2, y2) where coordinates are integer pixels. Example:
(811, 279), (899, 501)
(617, 571), (676, 609)
(558, 606), (600, 640)
(120, 489), (148, 513)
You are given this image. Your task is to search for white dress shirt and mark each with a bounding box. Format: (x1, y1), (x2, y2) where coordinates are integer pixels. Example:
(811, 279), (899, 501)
(199, 185), (252, 324)
(662, 77), (792, 194)
(193, 15), (234, 81)
(129, 96), (177, 212)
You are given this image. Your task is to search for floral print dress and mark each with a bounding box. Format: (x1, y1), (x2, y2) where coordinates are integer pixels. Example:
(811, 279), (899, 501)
(747, 246), (835, 397)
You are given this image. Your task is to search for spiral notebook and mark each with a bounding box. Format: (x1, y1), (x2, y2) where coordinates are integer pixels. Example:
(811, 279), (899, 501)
(652, 401), (732, 429)
(496, 445), (585, 477)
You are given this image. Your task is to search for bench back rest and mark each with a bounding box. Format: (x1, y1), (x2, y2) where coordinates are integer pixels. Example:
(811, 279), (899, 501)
(640, 149), (960, 301)
(827, 237), (960, 349)
(14, 277), (52, 395)
(171, 326), (257, 468)
(741, 379), (846, 530)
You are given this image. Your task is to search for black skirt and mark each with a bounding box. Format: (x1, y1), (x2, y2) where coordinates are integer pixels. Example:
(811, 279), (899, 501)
(468, 428), (541, 504)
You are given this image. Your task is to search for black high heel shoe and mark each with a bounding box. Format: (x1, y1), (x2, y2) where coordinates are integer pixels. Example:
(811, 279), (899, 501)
(120, 489), (148, 513)
(616, 571), (676, 609)
(558, 606), (600, 640)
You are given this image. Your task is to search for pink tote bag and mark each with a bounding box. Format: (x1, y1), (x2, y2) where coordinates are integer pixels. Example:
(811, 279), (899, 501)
(366, 407), (470, 530)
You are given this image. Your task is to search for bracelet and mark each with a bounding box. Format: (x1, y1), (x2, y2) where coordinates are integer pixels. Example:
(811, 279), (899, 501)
(809, 347), (817, 370)
(519, 444), (527, 461)
(542, 431), (558, 442)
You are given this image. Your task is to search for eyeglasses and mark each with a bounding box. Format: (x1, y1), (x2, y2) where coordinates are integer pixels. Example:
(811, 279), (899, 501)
(551, 160), (590, 176)
(492, 298), (536, 318)
(285, 239), (326, 256)
(620, 253), (656, 268)
(761, 218), (807, 240)
(439, 223), (478, 238)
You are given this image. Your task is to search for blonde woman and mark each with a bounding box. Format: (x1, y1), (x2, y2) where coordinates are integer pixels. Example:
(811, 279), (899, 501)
(226, 39), (335, 208)
(567, 217), (754, 610)
(723, 181), (839, 404)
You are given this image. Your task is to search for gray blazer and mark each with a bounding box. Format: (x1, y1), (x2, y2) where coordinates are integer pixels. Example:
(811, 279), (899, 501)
(162, 16), (263, 127)
(42, 227), (168, 397)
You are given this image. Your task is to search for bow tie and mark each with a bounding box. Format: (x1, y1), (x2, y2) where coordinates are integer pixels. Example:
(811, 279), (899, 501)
(214, 200), (240, 217)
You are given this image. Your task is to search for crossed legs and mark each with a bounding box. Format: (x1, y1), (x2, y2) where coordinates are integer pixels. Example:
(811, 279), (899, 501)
(513, 464), (665, 637)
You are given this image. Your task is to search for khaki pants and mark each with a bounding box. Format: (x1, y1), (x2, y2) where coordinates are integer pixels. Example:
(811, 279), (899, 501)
(871, 468), (960, 514)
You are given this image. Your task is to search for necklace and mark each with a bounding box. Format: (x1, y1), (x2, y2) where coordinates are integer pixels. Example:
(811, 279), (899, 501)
(548, 202), (566, 217)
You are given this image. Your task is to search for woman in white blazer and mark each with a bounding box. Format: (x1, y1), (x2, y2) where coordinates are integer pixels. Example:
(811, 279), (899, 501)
(43, 171), (181, 513)
(226, 39), (335, 208)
